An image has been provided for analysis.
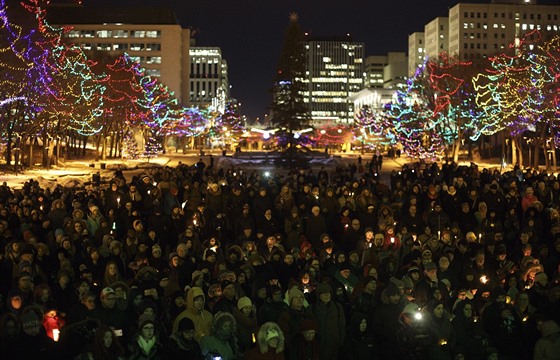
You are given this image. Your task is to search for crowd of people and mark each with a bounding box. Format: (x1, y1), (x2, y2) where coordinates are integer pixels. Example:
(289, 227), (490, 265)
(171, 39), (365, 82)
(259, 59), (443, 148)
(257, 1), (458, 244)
(0, 156), (559, 360)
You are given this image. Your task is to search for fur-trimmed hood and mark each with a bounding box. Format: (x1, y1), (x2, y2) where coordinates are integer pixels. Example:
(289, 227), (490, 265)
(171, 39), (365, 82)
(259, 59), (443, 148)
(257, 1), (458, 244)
(256, 322), (285, 354)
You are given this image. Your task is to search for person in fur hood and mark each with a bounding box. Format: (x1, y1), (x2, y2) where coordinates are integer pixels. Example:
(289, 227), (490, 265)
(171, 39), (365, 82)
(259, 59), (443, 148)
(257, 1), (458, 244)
(199, 311), (241, 360)
(243, 322), (285, 360)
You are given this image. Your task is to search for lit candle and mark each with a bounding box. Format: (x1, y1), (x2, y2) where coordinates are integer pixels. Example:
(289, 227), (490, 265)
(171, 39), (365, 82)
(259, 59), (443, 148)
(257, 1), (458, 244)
(478, 233), (482, 242)
(438, 231), (441, 239)
(53, 329), (60, 342)
(117, 197), (121, 205)
(390, 237), (395, 244)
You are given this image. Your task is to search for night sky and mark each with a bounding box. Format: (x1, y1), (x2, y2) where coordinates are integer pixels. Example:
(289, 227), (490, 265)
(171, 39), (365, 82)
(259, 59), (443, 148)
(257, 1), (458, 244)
(84, 0), (557, 121)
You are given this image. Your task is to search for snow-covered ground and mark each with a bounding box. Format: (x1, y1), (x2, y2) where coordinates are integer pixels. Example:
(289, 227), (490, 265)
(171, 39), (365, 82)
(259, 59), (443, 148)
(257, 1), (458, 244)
(0, 153), (513, 190)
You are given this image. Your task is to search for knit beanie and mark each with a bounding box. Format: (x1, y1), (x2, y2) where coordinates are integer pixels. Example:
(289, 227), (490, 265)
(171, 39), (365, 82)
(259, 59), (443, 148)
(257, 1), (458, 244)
(316, 282), (332, 295)
(288, 286), (304, 304)
(385, 282), (400, 297)
(178, 317), (195, 332)
(237, 296), (252, 310)
(21, 310), (40, 329)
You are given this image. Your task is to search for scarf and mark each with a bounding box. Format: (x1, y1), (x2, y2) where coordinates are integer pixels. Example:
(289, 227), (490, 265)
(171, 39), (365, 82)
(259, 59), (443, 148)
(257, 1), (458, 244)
(138, 335), (156, 355)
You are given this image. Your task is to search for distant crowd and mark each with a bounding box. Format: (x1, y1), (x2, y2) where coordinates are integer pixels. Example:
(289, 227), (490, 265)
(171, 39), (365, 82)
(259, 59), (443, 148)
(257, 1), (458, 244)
(0, 156), (559, 360)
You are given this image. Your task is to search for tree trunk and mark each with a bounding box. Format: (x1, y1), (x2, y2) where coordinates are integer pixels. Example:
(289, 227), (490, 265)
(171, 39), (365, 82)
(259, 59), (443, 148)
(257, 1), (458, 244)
(512, 136), (523, 168)
(452, 137), (460, 163)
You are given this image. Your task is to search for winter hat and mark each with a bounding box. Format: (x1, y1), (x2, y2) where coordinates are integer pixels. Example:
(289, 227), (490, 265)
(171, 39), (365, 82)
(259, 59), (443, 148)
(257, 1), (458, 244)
(20, 310), (40, 329)
(151, 244), (162, 254)
(237, 296), (252, 310)
(221, 279), (235, 291)
(364, 227), (374, 234)
(177, 243), (188, 252)
(100, 287), (115, 298)
(540, 320), (560, 337)
(55, 228), (65, 237)
(299, 318), (318, 332)
(408, 266), (421, 274)
(495, 244), (507, 256)
(138, 299), (157, 315)
(178, 317), (195, 332)
(401, 303), (420, 316)
(168, 252), (179, 261)
(424, 262), (437, 271)
(385, 282), (400, 297)
(288, 286), (304, 304)
(422, 249), (432, 257)
(316, 282), (332, 295)
(534, 272), (548, 285)
(265, 328), (280, 341)
(192, 270), (203, 282)
(138, 314), (156, 329)
(390, 277), (404, 289)
(401, 276), (414, 290)
(338, 262), (351, 272)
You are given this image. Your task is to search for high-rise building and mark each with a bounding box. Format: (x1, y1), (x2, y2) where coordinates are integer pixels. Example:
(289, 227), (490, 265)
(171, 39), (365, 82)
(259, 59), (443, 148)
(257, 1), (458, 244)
(303, 36), (365, 126)
(408, 0), (559, 76)
(189, 44), (230, 114)
(46, 4), (191, 104)
(364, 53), (408, 90)
(364, 56), (387, 89)
(408, 32), (426, 76)
(424, 17), (450, 60)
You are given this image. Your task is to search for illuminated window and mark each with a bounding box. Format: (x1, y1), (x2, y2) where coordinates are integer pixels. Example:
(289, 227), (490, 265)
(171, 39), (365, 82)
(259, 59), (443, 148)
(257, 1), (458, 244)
(97, 30), (111, 38)
(96, 43), (112, 51)
(132, 31), (145, 38)
(113, 30), (128, 38)
(112, 43), (128, 50)
(67, 30), (80, 38)
(145, 69), (160, 77)
(146, 31), (161, 38)
(146, 43), (161, 51)
(130, 43), (144, 51)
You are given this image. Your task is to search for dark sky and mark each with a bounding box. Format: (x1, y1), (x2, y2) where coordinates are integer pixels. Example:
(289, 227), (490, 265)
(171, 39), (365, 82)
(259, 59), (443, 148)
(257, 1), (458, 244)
(84, 0), (557, 120)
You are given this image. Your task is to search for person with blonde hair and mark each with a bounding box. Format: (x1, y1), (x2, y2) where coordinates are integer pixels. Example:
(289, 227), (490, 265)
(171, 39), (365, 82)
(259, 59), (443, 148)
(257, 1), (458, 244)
(243, 322), (285, 360)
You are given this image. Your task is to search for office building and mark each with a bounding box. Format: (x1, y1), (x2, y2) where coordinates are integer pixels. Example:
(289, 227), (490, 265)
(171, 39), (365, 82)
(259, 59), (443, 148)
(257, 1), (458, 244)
(189, 44), (230, 113)
(46, 4), (191, 105)
(303, 36), (365, 126)
(408, 0), (560, 76)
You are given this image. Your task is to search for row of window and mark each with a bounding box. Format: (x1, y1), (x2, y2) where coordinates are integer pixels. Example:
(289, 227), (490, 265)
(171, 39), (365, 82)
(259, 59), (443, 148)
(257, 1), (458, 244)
(67, 30), (162, 38)
(127, 56), (162, 64)
(190, 81), (220, 100)
(464, 33), (507, 39)
(191, 62), (220, 75)
(79, 43), (162, 51)
(463, 12), (557, 21)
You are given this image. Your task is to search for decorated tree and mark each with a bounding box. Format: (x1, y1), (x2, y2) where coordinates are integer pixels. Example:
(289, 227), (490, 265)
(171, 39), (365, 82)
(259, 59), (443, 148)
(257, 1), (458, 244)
(354, 104), (396, 152)
(426, 53), (486, 161)
(385, 60), (446, 159)
(473, 30), (560, 167)
(215, 100), (244, 148)
(143, 133), (163, 161)
(270, 13), (312, 167)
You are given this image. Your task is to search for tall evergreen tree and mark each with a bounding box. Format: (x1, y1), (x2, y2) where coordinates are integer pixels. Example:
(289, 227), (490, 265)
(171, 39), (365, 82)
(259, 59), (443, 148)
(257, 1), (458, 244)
(270, 12), (311, 159)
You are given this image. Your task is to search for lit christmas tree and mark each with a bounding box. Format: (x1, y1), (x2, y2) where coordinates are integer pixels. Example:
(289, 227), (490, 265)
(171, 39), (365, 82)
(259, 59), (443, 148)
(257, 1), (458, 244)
(142, 133), (162, 161)
(270, 13), (312, 167)
(122, 130), (139, 160)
